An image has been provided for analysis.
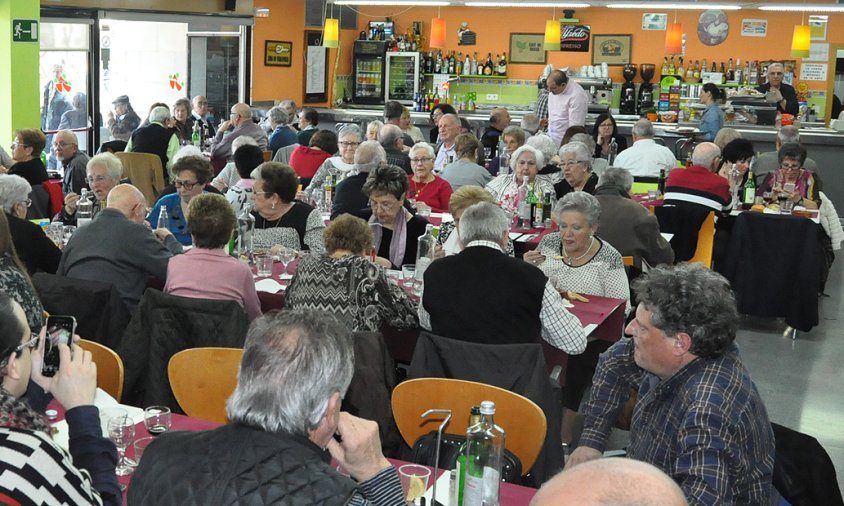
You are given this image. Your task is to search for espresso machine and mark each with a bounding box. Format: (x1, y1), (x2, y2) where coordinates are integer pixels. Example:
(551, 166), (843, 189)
(637, 63), (656, 115)
(620, 64), (637, 115)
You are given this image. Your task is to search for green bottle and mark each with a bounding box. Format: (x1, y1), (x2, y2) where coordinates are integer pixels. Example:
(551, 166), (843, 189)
(456, 405), (482, 506)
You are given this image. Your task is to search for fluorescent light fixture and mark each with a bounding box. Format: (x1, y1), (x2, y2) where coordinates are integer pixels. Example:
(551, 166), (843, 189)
(466, 1), (589, 6)
(607, 3), (741, 9)
(254, 7), (270, 17)
(758, 4), (844, 12)
(333, 0), (450, 4)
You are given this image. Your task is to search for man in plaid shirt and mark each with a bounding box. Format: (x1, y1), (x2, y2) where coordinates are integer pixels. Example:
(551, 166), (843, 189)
(569, 263), (775, 505)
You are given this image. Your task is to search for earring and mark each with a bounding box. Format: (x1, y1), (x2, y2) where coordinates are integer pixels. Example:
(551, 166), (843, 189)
(271, 201), (276, 210)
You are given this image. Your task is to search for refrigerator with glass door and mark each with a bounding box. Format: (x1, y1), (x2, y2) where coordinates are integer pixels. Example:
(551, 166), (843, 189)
(385, 52), (420, 106)
(352, 40), (388, 105)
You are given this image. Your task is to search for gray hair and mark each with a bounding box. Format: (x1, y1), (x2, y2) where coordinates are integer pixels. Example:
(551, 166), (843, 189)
(457, 202), (509, 244)
(691, 142), (721, 168)
(553, 191), (601, 226)
(366, 120), (384, 137)
(777, 125), (800, 145)
(379, 124), (403, 149)
(354, 140), (386, 172)
(713, 127), (741, 150)
(149, 106), (171, 124)
(570, 133), (596, 157)
(338, 124), (363, 142)
(226, 309), (355, 435)
(268, 106), (289, 126)
(87, 152), (123, 181)
(280, 99), (297, 112)
(559, 141), (593, 171)
(632, 263), (738, 359)
(232, 135), (259, 153)
(598, 166), (634, 192)
(173, 145), (203, 164)
(0, 175), (32, 213)
(526, 134), (556, 163)
(502, 125), (526, 146)
(410, 142), (435, 159)
(632, 119), (655, 138)
(520, 114), (541, 135)
(510, 144), (545, 171)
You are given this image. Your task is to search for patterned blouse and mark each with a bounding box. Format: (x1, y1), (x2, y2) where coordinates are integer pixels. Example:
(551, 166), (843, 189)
(0, 254), (44, 333)
(285, 254), (418, 332)
(253, 202), (325, 254)
(485, 175), (556, 215)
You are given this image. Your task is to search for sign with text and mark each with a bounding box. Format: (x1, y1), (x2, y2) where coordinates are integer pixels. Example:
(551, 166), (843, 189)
(799, 63), (827, 82)
(561, 25), (590, 52)
(12, 20), (38, 43)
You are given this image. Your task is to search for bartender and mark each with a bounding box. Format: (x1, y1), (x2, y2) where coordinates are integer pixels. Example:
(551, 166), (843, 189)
(546, 69), (588, 148)
(757, 62), (799, 116)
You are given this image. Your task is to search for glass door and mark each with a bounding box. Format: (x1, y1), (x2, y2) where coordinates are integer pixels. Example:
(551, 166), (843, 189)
(385, 52), (419, 105)
(188, 34), (242, 128)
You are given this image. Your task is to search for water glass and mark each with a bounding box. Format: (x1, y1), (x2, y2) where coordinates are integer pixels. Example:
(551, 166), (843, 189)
(144, 406), (172, 436)
(62, 225), (76, 246)
(647, 189), (660, 200)
(279, 247), (296, 274)
(255, 254), (273, 277)
(781, 199), (795, 214)
(47, 222), (64, 247)
(398, 464), (431, 503)
(107, 413), (136, 475)
(133, 436), (155, 465)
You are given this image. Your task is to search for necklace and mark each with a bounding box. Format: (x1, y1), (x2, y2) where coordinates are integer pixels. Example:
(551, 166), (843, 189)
(411, 176), (431, 196)
(562, 236), (596, 266)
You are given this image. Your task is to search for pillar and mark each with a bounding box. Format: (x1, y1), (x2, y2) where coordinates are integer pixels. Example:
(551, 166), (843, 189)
(0, 0), (40, 147)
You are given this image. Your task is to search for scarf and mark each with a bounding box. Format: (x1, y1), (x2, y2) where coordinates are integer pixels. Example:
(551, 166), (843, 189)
(328, 157), (355, 174)
(0, 388), (51, 435)
(369, 207), (410, 268)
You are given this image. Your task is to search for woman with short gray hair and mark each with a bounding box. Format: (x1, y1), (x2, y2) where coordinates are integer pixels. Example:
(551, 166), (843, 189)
(268, 106), (298, 157)
(0, 175), (31, 215)
(523, 190), (629, 446)
(303, 124), (362, 202)
(485, 144), (556, 214)
(554, 141), (598, 198)
(0, 173), (63, 274)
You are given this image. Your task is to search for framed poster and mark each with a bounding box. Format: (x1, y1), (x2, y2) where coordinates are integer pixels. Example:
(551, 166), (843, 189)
(741, 19), (767, 37)
(592, 34), (632, 66)
(265, 40), (292, 67)
(561, 24), (590, 52)
(509, 33), (547, 64)
(642, 13), (667, 31)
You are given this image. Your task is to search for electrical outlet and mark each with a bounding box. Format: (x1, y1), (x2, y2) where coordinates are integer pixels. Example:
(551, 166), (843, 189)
(486, 94), (499, 101)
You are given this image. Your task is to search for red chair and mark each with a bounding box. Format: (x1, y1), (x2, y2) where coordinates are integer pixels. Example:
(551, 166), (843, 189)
(43, 180), (64, 216)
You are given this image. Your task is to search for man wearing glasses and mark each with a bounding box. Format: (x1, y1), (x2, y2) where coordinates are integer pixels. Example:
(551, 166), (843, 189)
(190, 95), (216, 138)
(210, 102), (268, 161)
(546, 69), (588, 148)
(53, 129), (90, 195)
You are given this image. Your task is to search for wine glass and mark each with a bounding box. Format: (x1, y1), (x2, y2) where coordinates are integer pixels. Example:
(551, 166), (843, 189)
(279, 247), (296, 275)
(107, 414), (136, 476)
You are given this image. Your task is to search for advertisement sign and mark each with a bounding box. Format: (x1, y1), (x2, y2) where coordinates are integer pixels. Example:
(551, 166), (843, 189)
(561, 25), (590, 52)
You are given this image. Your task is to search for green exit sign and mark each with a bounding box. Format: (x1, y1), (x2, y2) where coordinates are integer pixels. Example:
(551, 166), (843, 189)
(12, 20), (39, 43)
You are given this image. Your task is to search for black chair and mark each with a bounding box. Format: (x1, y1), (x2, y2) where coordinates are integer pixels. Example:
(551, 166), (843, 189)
(772, 422), (844, 506)
(26, 184), (52, 220)
(654, 204), (711, 262)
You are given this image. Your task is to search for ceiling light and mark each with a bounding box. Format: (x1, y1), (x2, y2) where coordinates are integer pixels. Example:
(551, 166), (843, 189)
(333, 0), (450, 5)
(758, 4), (844, 12)
(254, 7), (270, 17)
(466, 2), (589, 6)
(607, 3), (741, 9)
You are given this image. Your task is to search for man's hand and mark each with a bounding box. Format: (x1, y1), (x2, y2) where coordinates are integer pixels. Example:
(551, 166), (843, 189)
(523, 250), (546, 266)
(327, 412), (391, 482)
(48, 343), (97, 410)
(567, 446), (602, 467)
(64, 192), (80, 214)
(218, 120), (233, 133)
(153, 228), (173, 241)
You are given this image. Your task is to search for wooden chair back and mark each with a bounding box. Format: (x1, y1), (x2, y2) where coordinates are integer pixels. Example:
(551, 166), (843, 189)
(392, 378), (546, 474)
(79, 339), (124, 402)
(115, 152), (166, 206)
(168, 347), (243, 423)
(688, 211), (716, 268)
(622, 255), (635, 266)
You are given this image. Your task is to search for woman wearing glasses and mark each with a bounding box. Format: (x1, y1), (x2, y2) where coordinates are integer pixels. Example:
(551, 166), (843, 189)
(55, 153), (124, 226)
(354, 164), (429, 269)
(407, 142), (452, 214)
(553, 141), (598, 198)
(0, 212), (44, 333)
(302, 124), (362, 203)
(0, 175), (61, 275)
(485, 144), (556, 215)
(757, 143), (820, 209)
(147, 156), (213, 246)
(4, 129), (48, 187)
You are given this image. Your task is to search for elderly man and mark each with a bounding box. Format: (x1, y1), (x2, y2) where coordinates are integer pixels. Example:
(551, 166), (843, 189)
(280, 99), (299, 129)
(531, 458), (688, 506)
(521, 113), (541, 136)
(481, 107), (511, 161)
(419, 202), (586, 353)
(0, 174), (62, 274)
(55, 153), (123, 226)
(569, 264), (775, 505)
(383, 101), (414, 148)
(128, 309), (404, 505)
(379, 124), (411, 174)
(331, 140), (385, 219)
(433, 113), (461, 174)
(189, 95), (215, 138)
(754, 124), (818, 177)
(126, 105), (180, 180)
(42, 64), (71, 169)
(613, 119), (677, 177)
(546, 70), (588, 148)
(106, 95), (141, 142)
(488, 125), (527, 176)
(594, 167), (674, 269)
(53, 129), (91, 195)
(663, 142), (730, 212)
(58, 184), (182, 309)
(757, 62), (799, 116)
(210, 102), (268, 160)
(267, 106), (297, 156)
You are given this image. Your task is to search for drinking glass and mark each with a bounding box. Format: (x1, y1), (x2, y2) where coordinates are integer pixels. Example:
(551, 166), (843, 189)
(255, 254), (273, 277)
(401, 264), (417, 294)
(107, 413), (136, 475)
(48, 222), (64, 247)
(279, 247), (296, 275)
(62, 225), (76, 246)
(133, 436), (155, 465)
(144, 406), (171, 436)
(399, 464), (431, 503)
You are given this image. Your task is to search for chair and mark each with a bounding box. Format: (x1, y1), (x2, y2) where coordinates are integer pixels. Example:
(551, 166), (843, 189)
(272, 143), (299, 164)
(79, 339), (124, 402)
(168, 348), (242, 423)
(392, 378), (546, 475)
(26, 184), (52, 220)
(43, 180), (64, 216)
(654, 205), (712, 263)
(115, 152), (166, 206)
(631, 175), (659, 195)
(688, 211), (715, 268)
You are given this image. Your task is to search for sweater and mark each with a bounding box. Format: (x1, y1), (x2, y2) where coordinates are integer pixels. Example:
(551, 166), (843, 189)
(663, 165), (730, 212)
(8, 158), (48, 186)
(7, 211), (61, 275)
(408, 175), (452, 213)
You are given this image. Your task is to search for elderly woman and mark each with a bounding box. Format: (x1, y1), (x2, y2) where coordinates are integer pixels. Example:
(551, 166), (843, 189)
(0, 294), (121, 505)
(714, 127), (741, 151)
(489, 125), (527, 176)
(436, 185), (514, 258)
(485, 144), (556, 215)
(147, 156), (213, 245)
(267, 106), (298, 156)
(758, 143), (819, 209)
(441, 133), (492, 191)
(717, 138), (755, 197)
(289, 129), (336, 187)
(171, 98), (192, 143)
(252, 162), (324, 253)
(286, 214), (418, 331)
(164, 194), (261, 320)
(365, 120), (383, 142)
(408, 142), (452, 214)
(0, 212), (44, 334)
(523, 191), (629, 445)
(554, 141), (599, 198)
(0, 175), (61, 275)
(400, 108), (425, 144)
(591, 112), (627, 160)
(353, 164), (429, 269)
(56, 152), (123, 225)
(699, 83), (725, 142)
(296, 108), (320, 146)
(303, 124), (362, 202)
(211, 136), (259, 192)
(5, 129), (48, 187)
(527, 133), (561, 179)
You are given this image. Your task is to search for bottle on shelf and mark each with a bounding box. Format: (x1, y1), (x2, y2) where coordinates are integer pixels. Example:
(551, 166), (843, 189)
(734, 58), (743, 85)
(456, 52), (463, 75)
(499, 52), (507, 76)
(668, 56), (675, 76)
(727, 58), (734, 82)
(677, 56), (684, 79)
(693, 60), (701, 81)
(471, 52), (479, 75)
(455, 405), (482, 506)
(493, 54), (501, 76)
(484, 53), (493, 76)
(426, 51), (433, 73)
(77, 188), (94, 228)
(448, 52), (456, 74)
(661, 56), (669, 76)
(463, 53), (471, 76)
(462, 400), (505, 506)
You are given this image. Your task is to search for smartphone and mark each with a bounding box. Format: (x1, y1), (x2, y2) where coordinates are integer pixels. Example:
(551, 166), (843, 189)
(42, 315), (76, 377)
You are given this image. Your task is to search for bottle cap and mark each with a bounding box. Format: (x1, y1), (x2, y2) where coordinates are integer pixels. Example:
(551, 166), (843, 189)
(480, 400), (495, 415)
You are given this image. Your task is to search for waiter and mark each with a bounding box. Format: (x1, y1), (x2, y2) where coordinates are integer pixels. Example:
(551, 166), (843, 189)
(757, 62), (799, 116)
(546, 69), (588, 148)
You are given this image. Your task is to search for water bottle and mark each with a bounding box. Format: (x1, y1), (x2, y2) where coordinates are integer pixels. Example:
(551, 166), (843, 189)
(462, 400), (505, 506)
(498, 140), (510, 176)
(76, 189), (94, 227)
(455, 405), (482, 506)
(191, 122), (201, 147)
(415, 224), (436, 292)
(608, 137), (618, 165)
(517, 179), (531, 229)
(323, 174), (334, 213)
(156, 205), (169, 231)
(237, 203), (255, 259)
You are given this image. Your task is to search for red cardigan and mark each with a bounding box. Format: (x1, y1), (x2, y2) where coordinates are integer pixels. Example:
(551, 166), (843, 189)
(408, 175), (452, 213)
(289, 146), (331, 180)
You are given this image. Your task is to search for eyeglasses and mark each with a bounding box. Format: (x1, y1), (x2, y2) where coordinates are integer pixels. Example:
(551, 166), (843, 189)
(52, 141), (74, 148)
(338, 141), (360, 148)
(86, 175), (109, 184)
(781, 162), (801, 170)
(21, 198), (32, 208)
(369, 200), (397, 212)
(410, 157), (433, 164)
(254, 191), (274, 199)
(561, 160), (587, 168)
(10, 142), (30, 150)
(174, 180), (200, 190)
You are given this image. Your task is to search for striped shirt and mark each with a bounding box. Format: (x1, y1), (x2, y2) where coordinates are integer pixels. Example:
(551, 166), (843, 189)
(349, 466), (405, 505)
(663, 164), (731, 212)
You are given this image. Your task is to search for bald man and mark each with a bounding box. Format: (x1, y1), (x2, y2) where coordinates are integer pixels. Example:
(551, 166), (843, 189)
(53, 129), (90, 195)
(210, 102), (268, 160)
(530, 458), (687, 506)
(481, 107), (511, 161)
(58, 184), (183, 309)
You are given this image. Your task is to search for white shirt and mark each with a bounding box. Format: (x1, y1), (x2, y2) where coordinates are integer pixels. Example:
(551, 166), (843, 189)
(434, 142), (457, 174)
(613, 138), (678, 178)
(547, 79), (589, 148)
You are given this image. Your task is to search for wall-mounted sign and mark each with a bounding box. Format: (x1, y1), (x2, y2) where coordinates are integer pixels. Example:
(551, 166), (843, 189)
(698, 10), (729, 46)
(561, 25), (590, 52)
(809, 15), (827, 41)
(800, 63), (827, 81)
(509, 33), (547, 65)
(740, 19), (767, 38)
(12, 19), (38, 43)
(457, 22), (476, 46)
(642, 13), (667, 31)
(265, 40), (292, 67)
(592, 34), (631, 66)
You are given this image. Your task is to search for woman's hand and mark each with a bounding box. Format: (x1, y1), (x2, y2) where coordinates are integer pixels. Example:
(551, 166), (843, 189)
(523, 250), (546, 266)
(48, 343), (97, 411)
(434, 244), (445, 259)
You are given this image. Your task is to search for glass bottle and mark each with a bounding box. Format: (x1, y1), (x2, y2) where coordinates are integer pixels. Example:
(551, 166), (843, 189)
(415, 224), (436, 285)
(77, 188), (94, 228)
(517, 179), (531, 229)
(237, 202), (255, 259)
(743, 171), (756, 210)
(155, 204), (168, 231)
(657, 169), (666, 195)
(455, 405), (481, 506)
(462, 400), (505, 506)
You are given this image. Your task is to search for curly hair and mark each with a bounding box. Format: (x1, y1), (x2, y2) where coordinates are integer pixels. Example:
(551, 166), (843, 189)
(362, 164), (408, 200)
(172, 156), (213, 185)
(187, 194), (237, 249)
(324, 214), (373, 255)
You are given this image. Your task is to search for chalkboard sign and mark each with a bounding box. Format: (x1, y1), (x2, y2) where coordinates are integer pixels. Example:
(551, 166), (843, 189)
(304, 30), (328, 104)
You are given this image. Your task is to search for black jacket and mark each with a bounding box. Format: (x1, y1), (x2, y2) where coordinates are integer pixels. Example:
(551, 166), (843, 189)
(129, 122), (174, 180)
(7, 212), (61, 275)
(331, 172), (369, 219)
(8, 158), (48, 187)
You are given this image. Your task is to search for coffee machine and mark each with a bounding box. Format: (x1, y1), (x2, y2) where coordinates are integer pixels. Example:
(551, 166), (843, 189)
(620, 64), (637, 115)
(637, 63), (656, 115)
